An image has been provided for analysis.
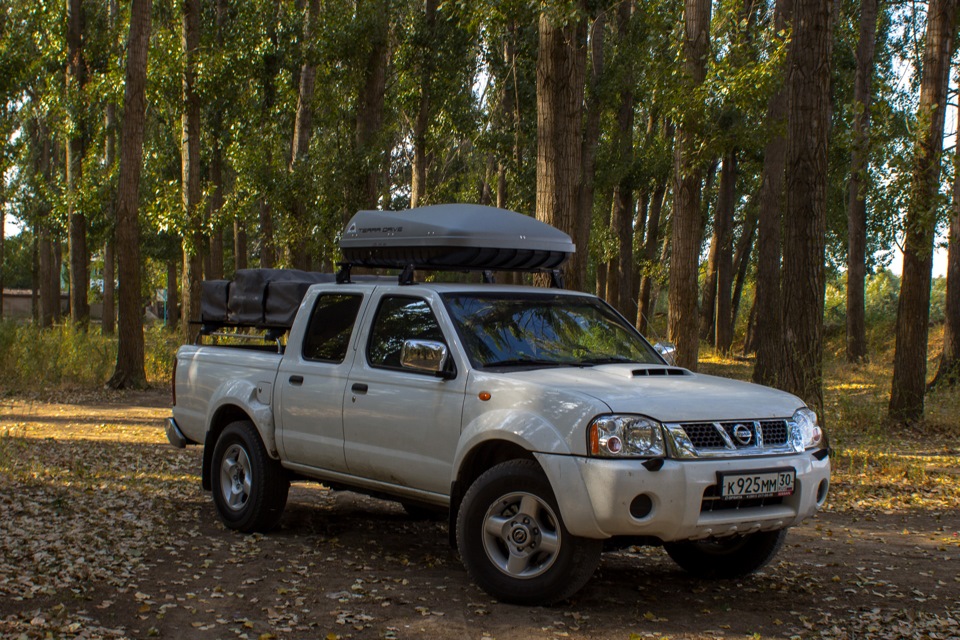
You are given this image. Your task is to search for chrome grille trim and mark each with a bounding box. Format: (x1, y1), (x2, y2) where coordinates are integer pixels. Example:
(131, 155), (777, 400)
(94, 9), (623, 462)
(663, 419), (801, 459)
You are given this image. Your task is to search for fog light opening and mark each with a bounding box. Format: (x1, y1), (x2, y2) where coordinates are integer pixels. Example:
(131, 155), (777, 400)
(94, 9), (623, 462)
(816, 479), (829, 505)
(629, 494), (653, 520)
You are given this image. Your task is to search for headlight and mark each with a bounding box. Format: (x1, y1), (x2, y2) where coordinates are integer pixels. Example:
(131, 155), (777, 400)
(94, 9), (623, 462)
(792, 407), (823, 449)
(588, 415), (665, 458)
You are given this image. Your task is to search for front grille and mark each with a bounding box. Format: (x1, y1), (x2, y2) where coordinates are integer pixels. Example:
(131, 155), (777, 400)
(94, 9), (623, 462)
(675, 419), (792, 454)
(682, 423), (728, 449)
(760, 420), (789, 445)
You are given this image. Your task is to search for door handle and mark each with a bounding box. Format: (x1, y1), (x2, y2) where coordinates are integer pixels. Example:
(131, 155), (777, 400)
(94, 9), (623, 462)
(289, 375), (304, 386)
(351, 383), (368, 394)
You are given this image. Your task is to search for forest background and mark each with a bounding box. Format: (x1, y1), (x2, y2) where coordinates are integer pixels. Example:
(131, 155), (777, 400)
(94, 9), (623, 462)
(0, 0), (959, 429)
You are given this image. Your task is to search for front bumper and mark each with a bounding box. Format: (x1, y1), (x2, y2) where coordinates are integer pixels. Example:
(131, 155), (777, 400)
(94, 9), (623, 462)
(535, 450), (830, 541)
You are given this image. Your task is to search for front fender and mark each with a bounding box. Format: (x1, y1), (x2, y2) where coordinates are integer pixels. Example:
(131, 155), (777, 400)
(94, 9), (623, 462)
(453, 408), (571, 479)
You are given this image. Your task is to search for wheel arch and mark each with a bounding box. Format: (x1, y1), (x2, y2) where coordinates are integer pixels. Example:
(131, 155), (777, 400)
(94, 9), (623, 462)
(448, 439), (536, 546)
(202, 405), (256, 491)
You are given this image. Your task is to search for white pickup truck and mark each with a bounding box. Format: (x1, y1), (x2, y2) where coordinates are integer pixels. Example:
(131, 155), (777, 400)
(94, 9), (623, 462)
(168, 204), (830, 605)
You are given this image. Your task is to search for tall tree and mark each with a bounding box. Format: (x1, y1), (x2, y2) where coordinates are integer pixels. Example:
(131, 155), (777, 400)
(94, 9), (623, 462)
(668, 0), (712, 370)
(102, 0), (119, 335)
(778, 0), (833, 415)
(534, 2), (587, 291)
(288, 0), (320, 268)
(66, 0), (89, 325)
(180, 0), (202, 344)
(107, 0), (151, 390)
(753, 0), (792, 386)
(930, 138), (960, 387)
(846, 0), (881, 363)
(410, 0), (438, 209)
(890, 0), (960, 420)
(714, 150), (737, 354)
(352, 0), (391, 213)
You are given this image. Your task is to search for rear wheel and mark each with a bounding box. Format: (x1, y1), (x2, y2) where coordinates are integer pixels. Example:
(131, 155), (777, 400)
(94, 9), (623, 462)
(456, 459), (601, 605)
(211, 420), (289, 533)
(664, 529), (788, 579)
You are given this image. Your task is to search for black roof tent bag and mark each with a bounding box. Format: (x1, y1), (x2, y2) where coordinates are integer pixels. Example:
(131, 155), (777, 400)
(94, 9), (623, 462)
(200, 280), (231, 323)
(225, 269), (333, 326)
(339, 204), (575, 272)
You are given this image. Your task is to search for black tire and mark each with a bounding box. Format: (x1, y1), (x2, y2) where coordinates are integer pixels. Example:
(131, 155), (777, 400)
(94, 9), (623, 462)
(456, 459), (602, 605)
(211, 420), (289, 533)
(664, 528), (788, 579)
(401, 501), (446, 521)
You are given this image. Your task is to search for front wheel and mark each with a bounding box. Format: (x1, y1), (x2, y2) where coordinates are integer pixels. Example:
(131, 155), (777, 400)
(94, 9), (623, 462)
(664, 528), (788, 579)
(211, 420), (289, 533)
(456, 459), (601, 605)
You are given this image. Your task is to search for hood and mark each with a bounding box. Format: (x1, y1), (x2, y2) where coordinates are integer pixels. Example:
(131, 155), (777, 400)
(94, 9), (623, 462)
(505, 363), (804, 423)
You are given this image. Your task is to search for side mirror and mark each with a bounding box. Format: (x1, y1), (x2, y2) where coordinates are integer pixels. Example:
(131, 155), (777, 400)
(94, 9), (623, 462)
(401, 339), (451, 376)
(653, 341), (677, 366)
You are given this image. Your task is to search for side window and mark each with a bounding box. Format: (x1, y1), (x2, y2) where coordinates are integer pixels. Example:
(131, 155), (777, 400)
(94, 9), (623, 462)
(368, 296), (445, 369)
(302, 294), (363, 363)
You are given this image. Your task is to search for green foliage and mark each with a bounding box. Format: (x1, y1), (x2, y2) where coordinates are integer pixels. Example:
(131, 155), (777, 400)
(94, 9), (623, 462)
(0, 322), (116, 389)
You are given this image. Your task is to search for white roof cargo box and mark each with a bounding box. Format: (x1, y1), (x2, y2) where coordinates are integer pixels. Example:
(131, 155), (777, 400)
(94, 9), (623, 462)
(339, 204), (575, 273)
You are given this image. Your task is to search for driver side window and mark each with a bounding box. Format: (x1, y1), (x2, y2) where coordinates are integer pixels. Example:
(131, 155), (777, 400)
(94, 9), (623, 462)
(367, 296), (446, 370)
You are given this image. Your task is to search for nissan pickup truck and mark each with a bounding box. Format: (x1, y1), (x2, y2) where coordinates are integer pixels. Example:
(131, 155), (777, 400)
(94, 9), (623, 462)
(167, 204), (830, 605)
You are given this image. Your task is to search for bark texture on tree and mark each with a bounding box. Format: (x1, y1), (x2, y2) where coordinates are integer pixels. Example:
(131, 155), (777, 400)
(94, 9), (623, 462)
(715, 151), (737, 354)
(108, 0), (151, 390)
(575, 12), (605, 296)
(779, 0), (833, 416)
(931, 146), (960, 387)
(66, 0), (89, 326)
(700, 151), (736, 347)
(611, 2), (636, 320)
(535, 5), (587, 291)
(889, 0), (959, 421)
(102, 0), (119, 335)
(753, 0), (792, 386)
(637, 179), (667, 334)
(668, 0), (712, 370)
(180, 0), (202, 345)
(410, 0), (438, 209)
(234, 219), (247, 272)
(353, 4), (391, 213)
(846, 0), (880, 363)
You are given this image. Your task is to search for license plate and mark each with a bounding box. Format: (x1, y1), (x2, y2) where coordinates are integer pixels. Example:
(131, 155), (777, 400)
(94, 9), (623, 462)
(717, 468), (795, 500)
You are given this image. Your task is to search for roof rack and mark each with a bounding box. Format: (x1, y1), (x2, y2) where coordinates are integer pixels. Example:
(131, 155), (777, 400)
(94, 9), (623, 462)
(337, 204), (574, 287)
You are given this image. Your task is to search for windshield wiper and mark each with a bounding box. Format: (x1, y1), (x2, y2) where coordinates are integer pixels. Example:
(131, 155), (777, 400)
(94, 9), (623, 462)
(482, 358), (574, 369)
(579, 355), (638, 365)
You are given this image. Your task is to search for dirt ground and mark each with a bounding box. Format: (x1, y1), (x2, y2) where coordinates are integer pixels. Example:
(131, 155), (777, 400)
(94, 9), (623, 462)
(0, 390), (958, 640)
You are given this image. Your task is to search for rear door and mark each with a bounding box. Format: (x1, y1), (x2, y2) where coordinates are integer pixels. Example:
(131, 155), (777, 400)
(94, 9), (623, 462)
(276, 287), (369, 471)
(342, 291), (467, 495)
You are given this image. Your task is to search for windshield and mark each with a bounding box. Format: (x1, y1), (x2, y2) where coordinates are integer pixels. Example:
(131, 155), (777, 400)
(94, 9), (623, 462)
(441, 292), (662, 370)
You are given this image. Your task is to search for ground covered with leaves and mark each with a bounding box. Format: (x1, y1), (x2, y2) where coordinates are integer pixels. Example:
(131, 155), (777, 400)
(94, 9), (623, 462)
(1, 389), (958, 640)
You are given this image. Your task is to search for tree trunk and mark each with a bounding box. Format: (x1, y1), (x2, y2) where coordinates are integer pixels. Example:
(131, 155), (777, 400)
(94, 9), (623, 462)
(779, 0), (833, 416)
(701, 153), (736, 346)
(102, 0), (119, 335)
(930, 140), (960, 388)
(730, 203), (758, 329)
(575, 11), (606, 295)
(288, 0), (320, 268)
(890, 0), (960, 420)
(209, 139), (225, 280)
(715, 151), (738, 354)
(668, 0), (712, 370)
(534, 4), (587, 291)
(354, 0), (391, 212)
(0, 193), (3, 318)
(753, 0), (792, 387)
(66, 0), (89, 326)
(637, 178), (667, 334)
(846, 0), (881, 363)
(108, 0), (151, 390)
(611, 2), (636, 319)
(180, 0), (202, 345)
(410, 0), (438, 209)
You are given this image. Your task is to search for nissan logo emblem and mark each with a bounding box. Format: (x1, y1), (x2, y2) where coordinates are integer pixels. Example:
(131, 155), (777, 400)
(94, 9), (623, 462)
(732, 424), (753, 446)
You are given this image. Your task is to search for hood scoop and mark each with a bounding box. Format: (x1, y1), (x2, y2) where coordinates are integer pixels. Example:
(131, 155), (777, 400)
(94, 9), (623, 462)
(631, 367), (690, 377)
